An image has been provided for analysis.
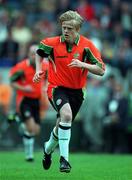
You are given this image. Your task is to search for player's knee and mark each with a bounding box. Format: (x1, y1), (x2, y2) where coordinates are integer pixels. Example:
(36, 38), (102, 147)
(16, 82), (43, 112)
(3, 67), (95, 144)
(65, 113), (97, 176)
(26, 124), (38, 135)
(35, 125), (40, 135)
(62, 112), (72, 123)
(27, 126), (34, 134)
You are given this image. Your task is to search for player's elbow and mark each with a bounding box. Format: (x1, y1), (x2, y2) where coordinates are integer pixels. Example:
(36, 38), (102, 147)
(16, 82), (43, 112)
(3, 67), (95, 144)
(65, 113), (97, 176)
(96, 65), (105, 76)
(95, 64), (105, 76)
(99, 69), (105, 76)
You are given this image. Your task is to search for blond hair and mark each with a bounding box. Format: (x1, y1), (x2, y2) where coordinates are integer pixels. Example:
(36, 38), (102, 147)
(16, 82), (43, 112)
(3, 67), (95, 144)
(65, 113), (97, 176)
(59, 10), (84, 29)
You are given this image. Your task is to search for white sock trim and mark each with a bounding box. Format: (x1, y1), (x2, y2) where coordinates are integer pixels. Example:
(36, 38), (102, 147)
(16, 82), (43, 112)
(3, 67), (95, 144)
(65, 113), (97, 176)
(59, 122), (71, 127)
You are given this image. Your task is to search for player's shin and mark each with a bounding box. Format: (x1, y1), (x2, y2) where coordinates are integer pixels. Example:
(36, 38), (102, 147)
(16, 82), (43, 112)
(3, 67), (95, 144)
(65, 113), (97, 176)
(45, 127), (58, 154)
(23, 134), (35, 161)
(20, 123), (35, 160)
(58, 122), (71, 161)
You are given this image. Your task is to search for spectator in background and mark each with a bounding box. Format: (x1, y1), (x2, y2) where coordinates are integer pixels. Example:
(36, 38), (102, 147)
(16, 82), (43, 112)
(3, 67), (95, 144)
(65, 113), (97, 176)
(35, 18), (56, 38)
(0, 74), (12, 115)
(11, 12), (32, 59)
(112, 37), (132, 78)
(126, 85), (132, 153)
(120, 1), (132, 35)
(110, 0), (121, 22)
(56, 0), (71, 16)
(103, 77), (128, 153)
(100, 5), (111, 30)
(0, 28), (19, 67)
(39, 0), (57, 21)
(9, 44), (48, 162)
(0, 9), (9, 43)
(80, 76), (108, 152)
(88, 19), (103, 52)
(76, 0), (95, 22)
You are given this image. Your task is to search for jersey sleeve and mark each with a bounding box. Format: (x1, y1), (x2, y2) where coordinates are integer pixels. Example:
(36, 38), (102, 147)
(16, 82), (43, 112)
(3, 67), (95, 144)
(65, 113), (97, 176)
(9, 64), (24, 82)
(36, 38), (53, 58)
(85, 41), (105, 70)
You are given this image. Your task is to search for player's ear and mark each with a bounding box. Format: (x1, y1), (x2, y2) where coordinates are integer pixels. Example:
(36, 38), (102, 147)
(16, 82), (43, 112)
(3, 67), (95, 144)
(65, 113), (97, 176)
(76, 27), (80, 32)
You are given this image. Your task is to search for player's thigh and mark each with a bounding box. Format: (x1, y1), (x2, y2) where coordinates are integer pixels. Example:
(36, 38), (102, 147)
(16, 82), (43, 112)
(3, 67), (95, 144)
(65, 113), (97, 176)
(52, 86), (70, 112)
(59, 103), (72, 121)
(19, 97), (32, 122)
(20, 97), (40, 123)
(69, 91), (84, 121)
(31, 99), (41, 124)
(25, 117), (40, 134)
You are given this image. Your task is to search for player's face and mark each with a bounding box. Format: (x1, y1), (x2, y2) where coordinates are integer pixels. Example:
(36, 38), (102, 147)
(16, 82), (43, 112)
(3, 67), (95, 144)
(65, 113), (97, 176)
(61, 20), (79, 44)
(28, 45), (37, 65)
(29, 49), (35, 58)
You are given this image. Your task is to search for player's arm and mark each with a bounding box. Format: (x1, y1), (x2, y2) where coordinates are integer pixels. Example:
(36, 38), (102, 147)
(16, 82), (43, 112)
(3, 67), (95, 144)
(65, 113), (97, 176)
(68, 42), (105, 76)
(84, 63), (104, 76)
(11, 82), (32, 92)
(68, 59), (104, 76)
(33, 40), (52, 83)
(83, 61), (105, 76)
(33, 53), (44, 83)
(10, 70), (33, 92)
(10, 70), (24, 91)
(9, 66), (24, 90)
(84, 43), (105, 76)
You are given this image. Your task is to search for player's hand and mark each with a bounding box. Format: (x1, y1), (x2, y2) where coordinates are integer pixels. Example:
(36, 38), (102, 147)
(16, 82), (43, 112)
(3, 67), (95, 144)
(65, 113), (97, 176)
(24, 85), (34, 93)
(68, 59), (84, 68)
(33, 71), (44, 83)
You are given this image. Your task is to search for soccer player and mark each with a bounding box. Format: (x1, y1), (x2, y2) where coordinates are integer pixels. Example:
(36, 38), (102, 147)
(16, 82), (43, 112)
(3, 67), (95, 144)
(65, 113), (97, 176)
(33, 10), (105, 172)
(9, 44), (48, 162)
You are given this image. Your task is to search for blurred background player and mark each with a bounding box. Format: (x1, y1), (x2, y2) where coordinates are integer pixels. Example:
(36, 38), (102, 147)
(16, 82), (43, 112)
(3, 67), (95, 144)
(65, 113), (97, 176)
(9, 44), (49, 162)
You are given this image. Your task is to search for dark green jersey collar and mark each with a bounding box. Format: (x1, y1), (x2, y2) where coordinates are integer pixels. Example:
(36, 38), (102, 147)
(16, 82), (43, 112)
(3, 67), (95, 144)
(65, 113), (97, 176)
(60, 35), (80, 45)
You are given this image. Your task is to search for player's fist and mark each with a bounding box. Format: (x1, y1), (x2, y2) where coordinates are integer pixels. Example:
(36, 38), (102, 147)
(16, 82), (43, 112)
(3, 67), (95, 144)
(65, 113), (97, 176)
(33, 71), (44, 83)
(24, 85), (34, 93)
(68, 59), (83, 68)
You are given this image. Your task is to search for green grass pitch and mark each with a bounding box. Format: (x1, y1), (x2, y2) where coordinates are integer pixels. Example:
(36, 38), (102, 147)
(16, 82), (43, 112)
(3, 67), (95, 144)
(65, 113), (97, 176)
(0, 150), (132, 180)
